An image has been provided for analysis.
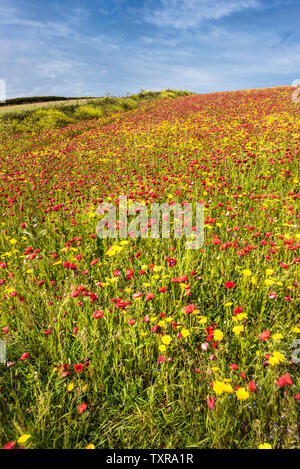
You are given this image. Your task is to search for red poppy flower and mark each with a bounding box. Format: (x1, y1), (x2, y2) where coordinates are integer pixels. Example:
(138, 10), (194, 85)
(78, 402), (87, 414)
(207, 397), (215, 409)
(93, 310), (104, 319)
(2, 441), (15, 449)
(74, 363), (84, 373)
(184, 304), (196, 314)
(248, 380), (256, 392)
(19, 353), (30, 361)
(229, 364), (238, 370)
(277, 373), (293, 387)
(224, 281), (235, 289)
(259, 330), (270, 341)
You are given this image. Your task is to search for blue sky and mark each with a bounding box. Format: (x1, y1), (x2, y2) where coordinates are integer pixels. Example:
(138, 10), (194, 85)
(1, 0), (299, 98)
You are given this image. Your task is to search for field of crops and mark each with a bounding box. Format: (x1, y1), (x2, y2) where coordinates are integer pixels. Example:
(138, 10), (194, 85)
(0, 87), (299, 449)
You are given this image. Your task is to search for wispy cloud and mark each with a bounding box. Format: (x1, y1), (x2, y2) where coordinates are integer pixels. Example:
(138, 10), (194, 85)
(144, 0), (260, 29)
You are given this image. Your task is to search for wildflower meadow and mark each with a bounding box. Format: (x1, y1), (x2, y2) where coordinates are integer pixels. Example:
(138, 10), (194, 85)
(0, 86), (299, 449)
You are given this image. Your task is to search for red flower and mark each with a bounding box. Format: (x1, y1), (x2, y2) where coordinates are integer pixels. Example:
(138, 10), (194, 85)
(157, 355), (165, 364)
(158, 286), (167, 293)
(248, 380), (256, 393)
(167, 258), (177, 266)
(74, 363), (84, 373)
(172, 275), (188, 283)
(207, 397), (215, 409)
(133, 291), (142, 299)
(233, 306), (242, 316)
(2, 441), (15, 449)
(90, 259), (99, 266)
(2, 326), (9, 334)
(19, 353), (30, 361)
(259, 330), (270, 341)
(184, 304), (196, 314)
(268, 292), (277, 299)
(146, 292), (154, 301)
(128, 319), (135, 325)
(229, 363), (238, 370)
(63, 262), (77, 270)
(93, 310), (104, 319)
(277, 373), (293, 387)
(78, 402), (87, 415)
(224, 281), (235, 289)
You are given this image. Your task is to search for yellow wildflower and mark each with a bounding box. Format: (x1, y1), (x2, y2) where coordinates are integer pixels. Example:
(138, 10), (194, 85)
(233, 325), (244, 336)
(269, 351), (285, 366)
(258, 443), (272, 449)
(86, 444), (95, 449)
(17, 434), (31, 445)
(214, 329), (224, 341)
(272, 333), (283, 341)
(242, 269), (252, 277)
(161, 335), (172, 345)
(236, 387), (249, 401)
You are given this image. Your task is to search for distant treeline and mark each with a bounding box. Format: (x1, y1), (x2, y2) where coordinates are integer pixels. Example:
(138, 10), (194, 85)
(0, 96), (96, 106)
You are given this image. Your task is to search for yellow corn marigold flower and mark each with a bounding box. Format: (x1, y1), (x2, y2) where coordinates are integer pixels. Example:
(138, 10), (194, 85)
(242, 269), (252, 277)
(86, 444), (95, 449)
(181, 328), (190, 338)
(159, 344), (166, 352)
(233, 325), (244, 336)
(214, 329), (224, 341)
(213, 381), (233, 395)
(67, 383), (75, 392)
(292, 327), (300, 333)
(17, 434), (31, 444)
(264, 279), (274, 286)
(269, 351), (285, 366)
(258, 443), (272, 449)
(198, 316), (207, 324)
(236, 387), (249, 401)
(158, 320), (166, 328)
(272, 333), (283, 341)
(223, 382), (233, 393)
(213, 380), (225, 395)
(161, 335), (172, 345)
(265, 269), (274, 276)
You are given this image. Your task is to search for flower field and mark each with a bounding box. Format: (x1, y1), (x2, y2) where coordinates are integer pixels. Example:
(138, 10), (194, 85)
(0, 86), (299, 449)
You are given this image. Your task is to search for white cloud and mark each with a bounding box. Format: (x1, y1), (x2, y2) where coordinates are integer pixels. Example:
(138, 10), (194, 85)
(0, 3), (75, 37)
(144, 0), (259, 29)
